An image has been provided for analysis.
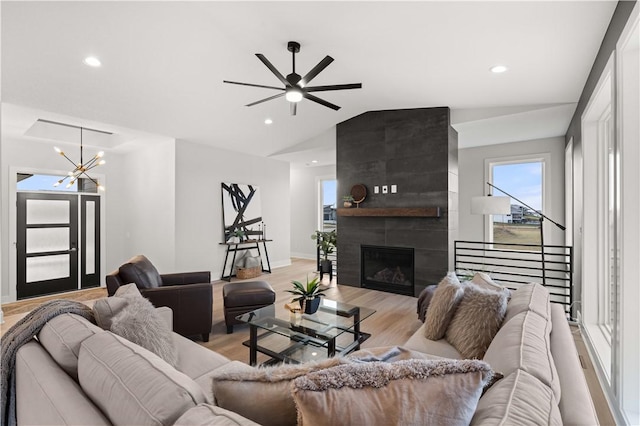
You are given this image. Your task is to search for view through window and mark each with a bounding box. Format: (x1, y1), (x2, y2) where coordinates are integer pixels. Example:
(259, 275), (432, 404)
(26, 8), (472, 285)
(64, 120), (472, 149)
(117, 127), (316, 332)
(321, 179), (336, 231)
(17, 173), (99, 193)
(491, 161), (543, 251)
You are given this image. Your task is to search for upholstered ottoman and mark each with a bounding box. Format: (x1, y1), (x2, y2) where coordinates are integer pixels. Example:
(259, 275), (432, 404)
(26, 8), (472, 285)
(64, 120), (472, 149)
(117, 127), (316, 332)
(223, 281), (276, 334)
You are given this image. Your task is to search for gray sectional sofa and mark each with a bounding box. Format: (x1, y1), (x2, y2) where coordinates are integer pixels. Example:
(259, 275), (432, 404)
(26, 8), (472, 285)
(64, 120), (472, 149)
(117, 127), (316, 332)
(14, 283), (598, 425)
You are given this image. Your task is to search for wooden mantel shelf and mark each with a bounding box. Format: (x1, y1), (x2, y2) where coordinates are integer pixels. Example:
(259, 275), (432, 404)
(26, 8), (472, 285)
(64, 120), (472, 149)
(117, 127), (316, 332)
(337, 207), (441, 218)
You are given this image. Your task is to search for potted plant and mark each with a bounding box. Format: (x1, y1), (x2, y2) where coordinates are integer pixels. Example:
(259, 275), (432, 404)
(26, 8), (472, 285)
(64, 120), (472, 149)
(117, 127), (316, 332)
(342, 195), (354, 208)
(230, 228), (246, 243)
(311, 229), (337, 281)
(286, 275), (327, 314)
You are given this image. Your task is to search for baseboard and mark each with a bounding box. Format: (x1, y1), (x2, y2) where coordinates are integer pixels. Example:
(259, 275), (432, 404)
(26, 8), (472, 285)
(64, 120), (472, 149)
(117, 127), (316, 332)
(290, 252), (316, 260)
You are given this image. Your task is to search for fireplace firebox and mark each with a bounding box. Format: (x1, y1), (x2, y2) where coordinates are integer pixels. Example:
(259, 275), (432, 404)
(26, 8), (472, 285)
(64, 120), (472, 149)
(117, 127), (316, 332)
(361, 245), (414, 296)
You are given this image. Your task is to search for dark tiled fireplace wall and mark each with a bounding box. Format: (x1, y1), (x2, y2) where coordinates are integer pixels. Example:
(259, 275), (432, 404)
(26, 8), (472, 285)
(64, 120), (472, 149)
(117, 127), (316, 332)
(336, 107), (458, 297)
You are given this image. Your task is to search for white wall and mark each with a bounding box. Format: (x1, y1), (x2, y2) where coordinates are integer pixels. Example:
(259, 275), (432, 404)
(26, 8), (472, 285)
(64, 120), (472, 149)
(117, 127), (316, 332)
(458, 136), (566, 245)
(175, 140), (291, 277)
(290, 164), (335, 259)
(116, 139), (177, 272)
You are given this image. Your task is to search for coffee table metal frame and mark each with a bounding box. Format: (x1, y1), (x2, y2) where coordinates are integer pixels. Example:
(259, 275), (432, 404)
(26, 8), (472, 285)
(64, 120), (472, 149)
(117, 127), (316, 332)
(237, 299), (375, 366)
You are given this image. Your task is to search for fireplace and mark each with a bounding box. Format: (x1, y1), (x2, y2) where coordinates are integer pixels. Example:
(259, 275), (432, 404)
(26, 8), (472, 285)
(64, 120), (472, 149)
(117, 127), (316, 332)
(361, 245), (414, 296)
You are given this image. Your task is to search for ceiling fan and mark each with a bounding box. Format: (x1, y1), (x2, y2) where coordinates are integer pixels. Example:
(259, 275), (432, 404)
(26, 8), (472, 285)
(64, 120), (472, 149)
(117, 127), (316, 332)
(223, 41), (362, 115)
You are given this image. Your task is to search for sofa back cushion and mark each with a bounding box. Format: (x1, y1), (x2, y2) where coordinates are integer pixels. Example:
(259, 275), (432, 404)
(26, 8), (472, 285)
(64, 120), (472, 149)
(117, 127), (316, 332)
(37, 313), (104, 380)
(503, 282), (550, 324)
(78, 332), (206, 426)
(483, 310), (561, 401)
(118, 254), (162, 289)
(174, 404), (260, 426)
(472, 369), (562, 425)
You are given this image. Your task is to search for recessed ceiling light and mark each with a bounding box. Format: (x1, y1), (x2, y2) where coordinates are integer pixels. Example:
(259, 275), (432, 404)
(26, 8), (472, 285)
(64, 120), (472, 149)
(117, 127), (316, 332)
(264, 118), (273, 125)
(83, 56), (102, 67)
(490, 65), (508, 73)
(311, 160), (318, 164)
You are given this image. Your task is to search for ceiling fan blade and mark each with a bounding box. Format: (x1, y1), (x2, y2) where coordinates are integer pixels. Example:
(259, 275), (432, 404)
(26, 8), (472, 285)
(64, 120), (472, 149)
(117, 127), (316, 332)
(223, 80), (284, 91)
(303, 93), (340, 111)
(290, 102), (297, 116)
(246, 92), (285, 107)
(300, 56), (334, 86)
(305, 83), (362, 92)
(255, 54), (290, 87)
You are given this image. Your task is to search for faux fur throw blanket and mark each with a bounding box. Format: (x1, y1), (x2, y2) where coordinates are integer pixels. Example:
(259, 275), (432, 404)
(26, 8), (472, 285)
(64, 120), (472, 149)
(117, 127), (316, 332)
(1, 300), (94, 426)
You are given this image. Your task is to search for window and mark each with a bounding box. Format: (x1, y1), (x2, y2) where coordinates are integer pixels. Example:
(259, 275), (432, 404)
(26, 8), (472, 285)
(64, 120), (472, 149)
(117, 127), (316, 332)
(489, 160), (544, 251)
(17, 173), (99, 193)
(320, 179), (336, 231)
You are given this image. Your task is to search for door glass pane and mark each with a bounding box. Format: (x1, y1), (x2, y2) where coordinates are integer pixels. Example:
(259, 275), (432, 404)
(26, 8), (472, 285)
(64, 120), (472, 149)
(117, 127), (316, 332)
(26, 199), (69, 224)
(86, 201), (95, 274)
(26, 228), (69, 253)
(26, 254), (69, 282)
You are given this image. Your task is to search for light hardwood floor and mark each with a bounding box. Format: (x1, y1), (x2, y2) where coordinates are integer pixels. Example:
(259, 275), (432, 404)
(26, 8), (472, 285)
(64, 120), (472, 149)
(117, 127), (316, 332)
(0, 258), (615, 424)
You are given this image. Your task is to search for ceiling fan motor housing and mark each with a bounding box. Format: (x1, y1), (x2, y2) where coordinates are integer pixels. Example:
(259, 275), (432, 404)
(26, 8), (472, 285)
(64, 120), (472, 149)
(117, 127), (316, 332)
(287, 41), (301, 53)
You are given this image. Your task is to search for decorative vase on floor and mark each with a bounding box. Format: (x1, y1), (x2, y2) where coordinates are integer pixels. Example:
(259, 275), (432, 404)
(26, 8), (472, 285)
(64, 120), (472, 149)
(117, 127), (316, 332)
(300, 297), (321, 314)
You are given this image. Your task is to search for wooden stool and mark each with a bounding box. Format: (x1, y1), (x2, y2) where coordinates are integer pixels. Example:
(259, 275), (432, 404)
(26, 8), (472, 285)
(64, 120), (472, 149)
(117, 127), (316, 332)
(223, 281), (276, 334)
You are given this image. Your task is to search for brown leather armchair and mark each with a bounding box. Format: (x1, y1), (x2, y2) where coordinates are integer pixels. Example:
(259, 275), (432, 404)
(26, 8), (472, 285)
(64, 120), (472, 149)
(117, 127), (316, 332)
(106, 255), (212, 341)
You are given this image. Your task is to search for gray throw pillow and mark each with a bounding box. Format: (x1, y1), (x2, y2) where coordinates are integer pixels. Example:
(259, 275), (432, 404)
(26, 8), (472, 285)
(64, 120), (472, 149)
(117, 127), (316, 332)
(292, 358), (494, 426)
(445, 283), (509, 359)
(110, 292), (177, 366)
(424, 272), (465, 340)
(95, 283), (177, 366)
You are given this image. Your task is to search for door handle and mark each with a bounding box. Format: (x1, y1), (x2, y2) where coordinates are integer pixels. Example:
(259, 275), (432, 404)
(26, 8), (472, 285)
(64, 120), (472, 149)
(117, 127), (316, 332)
(69, 247), (77, 252)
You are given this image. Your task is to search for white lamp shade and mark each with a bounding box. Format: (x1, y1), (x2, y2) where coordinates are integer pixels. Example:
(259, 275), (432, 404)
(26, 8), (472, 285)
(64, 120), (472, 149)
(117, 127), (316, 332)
(471, 196), (511, 215)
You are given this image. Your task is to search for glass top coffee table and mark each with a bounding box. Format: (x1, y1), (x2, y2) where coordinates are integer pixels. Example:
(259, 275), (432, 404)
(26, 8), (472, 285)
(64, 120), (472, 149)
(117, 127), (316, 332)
(237, 299), (375, 366)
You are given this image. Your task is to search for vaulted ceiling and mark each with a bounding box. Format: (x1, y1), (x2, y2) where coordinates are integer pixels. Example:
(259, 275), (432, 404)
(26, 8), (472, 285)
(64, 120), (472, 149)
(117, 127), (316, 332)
(1, 1), (617, 166)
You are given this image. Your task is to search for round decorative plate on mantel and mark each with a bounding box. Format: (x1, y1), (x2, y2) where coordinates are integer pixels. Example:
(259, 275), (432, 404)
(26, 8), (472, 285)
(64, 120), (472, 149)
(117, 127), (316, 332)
(351, 184), (367, 208)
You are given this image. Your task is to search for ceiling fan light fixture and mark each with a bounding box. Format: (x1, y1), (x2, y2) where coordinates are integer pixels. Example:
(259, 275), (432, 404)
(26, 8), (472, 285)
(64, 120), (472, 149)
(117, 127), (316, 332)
(285, 87), (303, 103)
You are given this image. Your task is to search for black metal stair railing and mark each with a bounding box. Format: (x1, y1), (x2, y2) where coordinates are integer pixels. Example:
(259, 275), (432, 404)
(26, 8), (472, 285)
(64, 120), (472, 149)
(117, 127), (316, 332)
(454, 240), (573, 318)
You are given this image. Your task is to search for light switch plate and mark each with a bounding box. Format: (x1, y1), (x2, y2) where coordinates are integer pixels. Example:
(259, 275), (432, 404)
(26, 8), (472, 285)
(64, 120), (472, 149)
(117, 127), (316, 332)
(391, 184), (397, 193)
(374, 186), (379, 194)
(382, 185), (388, 194)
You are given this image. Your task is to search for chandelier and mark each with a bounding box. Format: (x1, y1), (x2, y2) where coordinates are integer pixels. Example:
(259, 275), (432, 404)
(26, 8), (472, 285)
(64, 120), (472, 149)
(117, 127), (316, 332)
(52, 124), (106, 191)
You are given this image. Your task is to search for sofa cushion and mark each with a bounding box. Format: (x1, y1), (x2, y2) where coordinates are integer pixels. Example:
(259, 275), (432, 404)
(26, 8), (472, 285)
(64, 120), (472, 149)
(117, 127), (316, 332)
(472, 369), (562, 425)
(212, 357), (350, 426)
(292, 358), (493, 426)
(504, 282), (551, 324)
(16, 341), (111, 426)
(37, 313), (104, 380)
(424, 272), (465, 340)
(483, 310), (561, 401)
(78, 332), (207, 426)
(404, 323), (463, 359)
(172, 332), (232, 403)
(118, 254), (162, 289)
(173, 404), (260, 426)
(445, 283), (509, 359)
